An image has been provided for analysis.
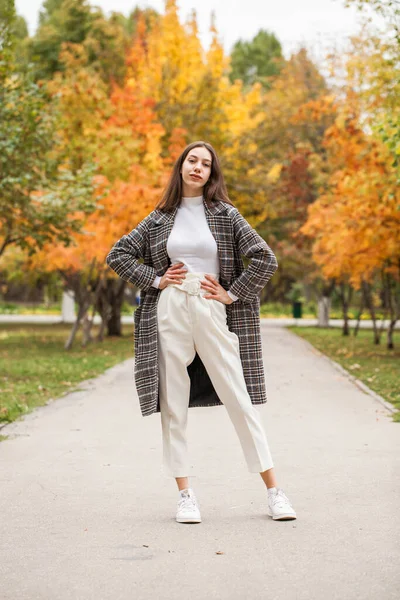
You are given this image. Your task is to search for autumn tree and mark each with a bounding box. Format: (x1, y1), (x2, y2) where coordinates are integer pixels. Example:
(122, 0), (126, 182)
(27, 42), (169, 343)
(344, 0), (400, 41)
(28, 0), (132, 87)
(0, 1), (98, 259)
(301, 97), (400, 346)
(28, 164), (166, 347)
(221, 49), (333, 302)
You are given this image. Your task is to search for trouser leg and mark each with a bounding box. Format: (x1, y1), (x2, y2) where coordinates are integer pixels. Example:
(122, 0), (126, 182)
(157, 285), (196, 477)
(190, 293), (274, 473)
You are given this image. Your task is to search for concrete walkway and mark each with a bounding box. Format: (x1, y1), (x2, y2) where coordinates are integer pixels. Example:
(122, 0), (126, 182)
(0, 327), (399, 599)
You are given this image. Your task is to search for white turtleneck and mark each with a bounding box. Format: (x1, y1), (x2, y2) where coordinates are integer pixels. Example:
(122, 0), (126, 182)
(151, 194), (238, 302)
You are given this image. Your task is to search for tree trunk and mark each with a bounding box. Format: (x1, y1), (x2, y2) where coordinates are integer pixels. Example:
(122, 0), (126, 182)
(105, 279), (126, 337)
(387, 320), (396, 350)
(61, 259), (98, 350)
(81, 278), (104, 347)
(384, 272), (399, 350)
(317, 296), (331, 327)
(96, 316), (107, 342)
(362, 281), (380, 345)
(338, 282), (352, 336)
(81, 312), (94, 346)
(353, 293), (364, 337)
(108, 306), (122, 336)
(317, 279), (335, 328)
(65, 302), (88, 350)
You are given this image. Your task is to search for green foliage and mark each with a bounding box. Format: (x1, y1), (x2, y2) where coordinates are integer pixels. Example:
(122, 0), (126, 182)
(29, 0), (94, 79)
(0, 0), (16, 81)
(0, 66), (100, 257)
(11, 13), (28, 40)
(375, 113), (400, 183)
(229, 29), (284, 87)
(38, 0), (64, 26)
(0, 302), (19, 313)
(285, 282), (306, 303)
(28, 0), (130, 85)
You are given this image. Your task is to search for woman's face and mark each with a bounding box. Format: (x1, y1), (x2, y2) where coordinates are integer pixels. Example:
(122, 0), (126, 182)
(180, 146), (212, 195)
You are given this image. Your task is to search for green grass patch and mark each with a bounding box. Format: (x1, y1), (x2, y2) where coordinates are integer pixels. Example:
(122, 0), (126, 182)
(0, 301), (63, 315)
(289, 326), (400, 422)
(0, 323), (134, 426)
(260, 302), (317, 319)
(259, 303), (388, 320)
(0, 300), (138, 316)
(0, 299), (390, 320)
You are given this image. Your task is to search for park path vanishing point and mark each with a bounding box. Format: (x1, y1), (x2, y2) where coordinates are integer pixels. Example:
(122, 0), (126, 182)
(0, 326), (399, 600)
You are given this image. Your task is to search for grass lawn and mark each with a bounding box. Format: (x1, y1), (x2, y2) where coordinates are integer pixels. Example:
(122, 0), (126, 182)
(289, 326), (400, 422)
(0, 323), (134, 428)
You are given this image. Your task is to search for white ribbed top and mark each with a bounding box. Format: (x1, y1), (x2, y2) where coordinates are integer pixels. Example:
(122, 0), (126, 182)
(166, 194), (220, 274)
(151, 195), (238, 301)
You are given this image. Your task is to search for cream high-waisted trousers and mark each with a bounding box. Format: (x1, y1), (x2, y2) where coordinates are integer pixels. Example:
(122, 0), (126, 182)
(156, 271), (274, 477)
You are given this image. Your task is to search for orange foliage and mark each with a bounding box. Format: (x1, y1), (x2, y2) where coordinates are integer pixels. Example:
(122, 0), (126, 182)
(301, 100), (400, 288)
(30, 166), (165, 276)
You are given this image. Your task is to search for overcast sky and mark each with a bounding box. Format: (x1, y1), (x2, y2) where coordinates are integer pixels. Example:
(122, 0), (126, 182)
(15, 0), (381, 63)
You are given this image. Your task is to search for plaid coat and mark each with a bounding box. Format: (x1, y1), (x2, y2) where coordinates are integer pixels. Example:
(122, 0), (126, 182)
(106, 199), (278, 417)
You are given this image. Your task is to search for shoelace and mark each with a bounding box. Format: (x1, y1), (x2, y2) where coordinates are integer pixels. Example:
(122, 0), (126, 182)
(270, 488), (291, 507)
(178, 492), (198, 511)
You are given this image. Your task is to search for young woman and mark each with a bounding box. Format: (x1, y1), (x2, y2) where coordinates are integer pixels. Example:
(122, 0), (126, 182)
(106, 141), (297, 524)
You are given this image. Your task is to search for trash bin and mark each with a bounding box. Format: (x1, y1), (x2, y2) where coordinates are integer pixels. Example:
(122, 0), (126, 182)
(292, 301), (302, 319)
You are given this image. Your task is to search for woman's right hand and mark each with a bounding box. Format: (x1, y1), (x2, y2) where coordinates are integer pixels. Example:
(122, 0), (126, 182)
(159, 262), (188, 290)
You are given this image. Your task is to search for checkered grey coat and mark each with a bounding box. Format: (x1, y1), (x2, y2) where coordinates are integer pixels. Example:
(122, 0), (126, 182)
(106, 199), (278, 417)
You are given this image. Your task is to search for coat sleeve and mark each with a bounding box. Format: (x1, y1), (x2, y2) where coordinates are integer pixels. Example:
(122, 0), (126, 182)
(227, 208), (278, 303)
(105, 212), (158, 291)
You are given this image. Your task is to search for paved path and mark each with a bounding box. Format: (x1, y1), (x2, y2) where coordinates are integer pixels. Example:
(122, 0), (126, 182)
(0, 327), (399, 599)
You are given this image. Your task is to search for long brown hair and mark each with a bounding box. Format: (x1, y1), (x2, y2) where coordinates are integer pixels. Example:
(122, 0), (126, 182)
(155, 141), (235, 213)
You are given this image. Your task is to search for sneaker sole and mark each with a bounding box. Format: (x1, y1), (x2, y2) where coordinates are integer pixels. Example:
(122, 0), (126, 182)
(267, 510), (296, 520)
(176, 517), (202, 523)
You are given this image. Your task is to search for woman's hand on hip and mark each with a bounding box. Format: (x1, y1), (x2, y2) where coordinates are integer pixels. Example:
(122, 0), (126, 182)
(200, 274), (234, 305)
(159, 262), (188, 290)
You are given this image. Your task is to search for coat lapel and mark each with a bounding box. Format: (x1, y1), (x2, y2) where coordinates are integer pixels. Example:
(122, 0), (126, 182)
(149, 200), (232, 283)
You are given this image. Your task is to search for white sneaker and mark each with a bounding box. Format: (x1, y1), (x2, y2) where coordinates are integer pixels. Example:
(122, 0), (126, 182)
(176, 488), (202, 524)
(267, 487), (297, 520)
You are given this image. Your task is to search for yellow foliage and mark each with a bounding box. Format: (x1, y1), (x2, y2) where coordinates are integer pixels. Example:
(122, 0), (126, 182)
(267, 164), (283, 183)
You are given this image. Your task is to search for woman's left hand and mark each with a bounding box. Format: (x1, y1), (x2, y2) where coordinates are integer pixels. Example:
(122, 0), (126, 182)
(200, 274), (234, 305)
